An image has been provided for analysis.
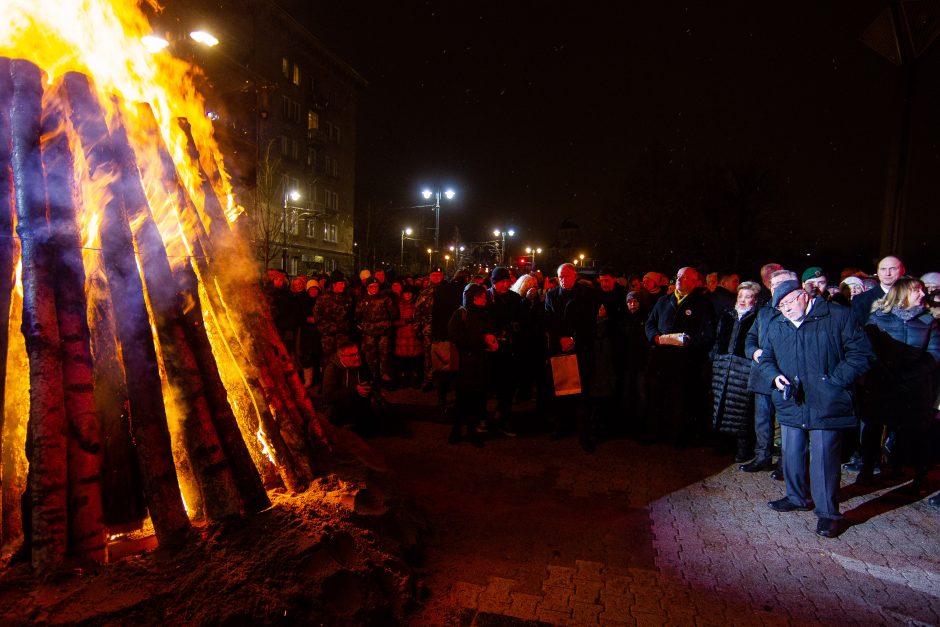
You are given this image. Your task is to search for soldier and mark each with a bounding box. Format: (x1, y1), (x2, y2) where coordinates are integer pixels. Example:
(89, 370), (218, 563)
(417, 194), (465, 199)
(356, 277), (398, 385)
(314, 270), (354, 365)
(415, 268), (446, 391)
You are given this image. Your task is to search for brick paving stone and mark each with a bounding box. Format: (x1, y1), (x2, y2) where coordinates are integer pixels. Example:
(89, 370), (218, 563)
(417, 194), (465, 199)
(571, 578), (603, 604)
(540, 585), (573, 613)
(569, 600), (602, 624)
(574, 559), (605, 581)
(543, 565), (576, 588)
(505, 592), (541, 620)
(600, 592), (633, 622)
(536, 608), (572, 625)
(450, 581), (485, 608)
(476, 595), (512, 615)
(632, 610), (667, 627)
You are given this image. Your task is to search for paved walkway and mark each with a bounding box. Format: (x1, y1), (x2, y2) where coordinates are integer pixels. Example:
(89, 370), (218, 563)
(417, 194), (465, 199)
(373, 391), (940, 626)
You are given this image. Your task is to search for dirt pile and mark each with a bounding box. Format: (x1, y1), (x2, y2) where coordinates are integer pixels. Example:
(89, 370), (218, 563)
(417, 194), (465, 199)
(0, 466), (427, 626)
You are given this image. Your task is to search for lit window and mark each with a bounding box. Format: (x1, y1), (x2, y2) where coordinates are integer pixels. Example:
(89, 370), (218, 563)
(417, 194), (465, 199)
(305, 220), (316, 238)
(281, 57), (289, 77)
(292, 64), (301, 86)
(307, 111), (318, 130)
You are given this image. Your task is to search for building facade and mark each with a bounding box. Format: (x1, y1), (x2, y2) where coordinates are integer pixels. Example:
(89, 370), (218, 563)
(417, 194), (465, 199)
(147, 0), (365, 276)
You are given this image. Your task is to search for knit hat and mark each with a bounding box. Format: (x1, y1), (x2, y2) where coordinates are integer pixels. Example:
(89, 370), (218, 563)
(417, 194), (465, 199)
(772, 279), (803, 308)
(839, 276), (863, 290)
(801, 266), (825, 282)
(306, 279), (320, 291)
(491, 266), (511, 283)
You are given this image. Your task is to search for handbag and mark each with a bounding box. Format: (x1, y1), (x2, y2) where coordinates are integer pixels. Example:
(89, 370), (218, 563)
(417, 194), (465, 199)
(550, 353), (582, 396)
(431, 341), (460, 373)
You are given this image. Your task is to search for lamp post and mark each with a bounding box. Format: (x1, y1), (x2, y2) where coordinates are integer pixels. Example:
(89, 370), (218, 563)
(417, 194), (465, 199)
(282, 189), (300, 272)
(525, 246), (542, 271)
(444, 254), (451, 272)
(493, 228), (515, 265)
(421, 187), (455, 258)
(400, 227), (413, 267)
(426, 248), (433, 273)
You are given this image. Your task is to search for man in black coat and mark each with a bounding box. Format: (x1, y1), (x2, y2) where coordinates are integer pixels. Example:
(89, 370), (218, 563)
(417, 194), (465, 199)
(487, 266), (524, 435)
(644, 267), (716, 446)
(851, 255), (904, 326)
(844, 255), (904, 472)
(759, 280), (872, 538)
(545, 263), (599, 451)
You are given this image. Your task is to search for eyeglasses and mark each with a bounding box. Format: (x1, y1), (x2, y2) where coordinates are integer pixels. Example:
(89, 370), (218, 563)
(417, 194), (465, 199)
(777, 293), (805, 311)
(338, 351), (359, 359)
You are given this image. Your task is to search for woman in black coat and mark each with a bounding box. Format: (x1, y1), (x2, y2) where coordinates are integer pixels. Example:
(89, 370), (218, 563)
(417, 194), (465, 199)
(710, 282), (761, 462)
(859, 277), (940, 492)
(447, 283), (498, 446)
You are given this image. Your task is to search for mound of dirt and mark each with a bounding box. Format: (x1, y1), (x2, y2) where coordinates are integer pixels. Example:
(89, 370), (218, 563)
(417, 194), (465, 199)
(0, 465), (428, 626)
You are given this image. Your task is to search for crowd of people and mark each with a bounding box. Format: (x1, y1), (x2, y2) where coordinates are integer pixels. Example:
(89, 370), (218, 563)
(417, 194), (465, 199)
(264, 255), (940, 538)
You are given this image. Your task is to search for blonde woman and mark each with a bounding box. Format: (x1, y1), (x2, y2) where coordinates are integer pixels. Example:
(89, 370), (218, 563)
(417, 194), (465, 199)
(858, 277), (940, 494)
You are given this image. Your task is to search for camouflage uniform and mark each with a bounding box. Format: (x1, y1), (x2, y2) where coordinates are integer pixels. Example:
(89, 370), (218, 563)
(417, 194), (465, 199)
(415, 283), (439, 384)
(313, 290), (353, 364)
(355, 291), (397, 382)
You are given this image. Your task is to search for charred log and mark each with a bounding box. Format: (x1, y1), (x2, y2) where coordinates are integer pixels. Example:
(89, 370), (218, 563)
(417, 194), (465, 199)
(140, 106), (308, 491)
(40, 86), (106, 562)
(0, 59), (15, 491)
(87, 266), (146, 531)
(103, 100), (243, 521)
(59, 72), (190, 548)
(9, 59), (69, 571)
(174, 264), (270, 512)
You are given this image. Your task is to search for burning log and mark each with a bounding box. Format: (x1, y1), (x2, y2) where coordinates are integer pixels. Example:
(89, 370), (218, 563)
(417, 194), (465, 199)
(174, 265), (270, 513)
(107, 99), (267, 517)
(0, 59), (15, 491)
(140, 106), (309, 491)
(9, 59), (69, 571)
(57, 72), (190, 548)
(87, 266), (146, 530)
(40, 85), (107, 562)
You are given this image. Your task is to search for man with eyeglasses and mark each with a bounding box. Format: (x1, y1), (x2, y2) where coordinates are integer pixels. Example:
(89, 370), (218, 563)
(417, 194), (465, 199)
(321, 342), (379, 436)
(759, 280), (872, 538)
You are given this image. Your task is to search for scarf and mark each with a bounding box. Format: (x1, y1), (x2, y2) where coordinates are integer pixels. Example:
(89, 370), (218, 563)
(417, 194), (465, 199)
(892, 304), (924, 322)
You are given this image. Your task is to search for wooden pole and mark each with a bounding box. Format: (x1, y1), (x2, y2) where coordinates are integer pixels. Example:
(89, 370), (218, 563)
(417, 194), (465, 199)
(0, 60), (16, 517)
(140, 105), (308, 491)
(9, 59), (68, 571)
(41, 85), (107, 563)
(100, 98), (244, 521)
(59, 72), (190, 548)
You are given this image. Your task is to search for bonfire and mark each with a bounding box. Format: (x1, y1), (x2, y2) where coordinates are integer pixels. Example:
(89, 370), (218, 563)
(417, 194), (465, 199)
(0, 0), (343, 571)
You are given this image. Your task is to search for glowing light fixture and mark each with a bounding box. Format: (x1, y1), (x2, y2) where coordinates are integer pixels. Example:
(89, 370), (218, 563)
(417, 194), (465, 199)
(190, 30), (219, 47)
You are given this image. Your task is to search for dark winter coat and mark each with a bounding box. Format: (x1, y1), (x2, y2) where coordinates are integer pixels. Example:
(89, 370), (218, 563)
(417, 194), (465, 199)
(545, 282), (598, 381)
(851, 285), (885, 326)
(321, 353), (374, 427)
(621, 309), (649, 371)
(448, 304), (492, 391)
(708, 286), (737, 319)
(744, 303), (779, 393)
(859, 307), (940, 427)
(710, 308), (757, 435)
(759, 298), (873, 430)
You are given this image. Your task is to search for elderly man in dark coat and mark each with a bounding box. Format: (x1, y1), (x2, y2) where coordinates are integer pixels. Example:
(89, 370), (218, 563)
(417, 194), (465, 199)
(759, 280), (872, 538)
(545, 263), (599, 451)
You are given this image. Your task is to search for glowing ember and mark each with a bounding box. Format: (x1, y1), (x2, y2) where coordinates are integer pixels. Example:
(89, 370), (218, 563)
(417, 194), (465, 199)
(257, 428), (276, 466)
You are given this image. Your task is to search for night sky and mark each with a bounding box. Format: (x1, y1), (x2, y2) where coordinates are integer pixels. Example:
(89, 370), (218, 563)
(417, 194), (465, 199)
(278, 0), (939, 274)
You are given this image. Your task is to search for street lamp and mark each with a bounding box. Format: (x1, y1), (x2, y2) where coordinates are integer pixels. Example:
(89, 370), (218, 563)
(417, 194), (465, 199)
(525, 246), (542, 271)
(282, 189), (301, 272)
(400, 227), (413, 267)
(426, 248), (433, 272)
(421, 187), (456, 256)
(444, 254), (451, 272)
(493, 228), (515, 265)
